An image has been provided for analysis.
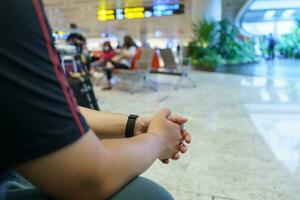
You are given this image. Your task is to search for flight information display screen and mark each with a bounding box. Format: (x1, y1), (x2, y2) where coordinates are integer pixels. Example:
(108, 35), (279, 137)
(97, 4), (184, 21)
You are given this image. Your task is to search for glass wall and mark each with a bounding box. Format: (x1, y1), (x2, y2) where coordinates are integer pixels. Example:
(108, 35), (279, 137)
(239, 0), (300, 36)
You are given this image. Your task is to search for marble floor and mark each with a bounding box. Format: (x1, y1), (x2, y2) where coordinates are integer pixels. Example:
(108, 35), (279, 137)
(216, 59), (300, 78)
(94, 70), (300, 200)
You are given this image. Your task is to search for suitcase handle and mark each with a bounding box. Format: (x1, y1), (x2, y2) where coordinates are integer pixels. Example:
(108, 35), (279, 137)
(61, 56), (78, 75)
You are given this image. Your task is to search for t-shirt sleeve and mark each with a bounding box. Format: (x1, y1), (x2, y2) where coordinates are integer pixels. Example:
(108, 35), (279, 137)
(0, 0), (90, 169)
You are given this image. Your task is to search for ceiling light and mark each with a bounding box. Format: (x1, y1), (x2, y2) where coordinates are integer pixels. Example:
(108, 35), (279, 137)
(264, 10), (276, 20)
(282, 9), (295, 19)
(155, 30), (162, 37)
(250, 0), (300, 10)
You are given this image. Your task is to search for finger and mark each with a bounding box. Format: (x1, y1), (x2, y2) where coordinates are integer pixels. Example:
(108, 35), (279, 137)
(173, 122), (183, 134)
(168, 115), (188, 125)
(155, 108), (172, 120)
(179, 143), (188, 154)
(161, 159), (169, 164)
(167, 123), (184, 141)
(172, 153), (180, 160)
(182, 130), (191, 144)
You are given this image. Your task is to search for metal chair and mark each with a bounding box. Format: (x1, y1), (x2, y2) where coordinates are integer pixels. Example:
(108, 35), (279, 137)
(115, 48), (158, 94)
(154, 48), (196, 90)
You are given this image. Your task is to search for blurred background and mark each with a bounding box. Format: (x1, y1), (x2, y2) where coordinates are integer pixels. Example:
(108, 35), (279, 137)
(47, 0), (300, 68)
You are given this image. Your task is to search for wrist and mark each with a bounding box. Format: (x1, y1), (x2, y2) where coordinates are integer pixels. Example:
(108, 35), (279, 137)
(146, 132), (165, 155)
(134, 117), (147, 136)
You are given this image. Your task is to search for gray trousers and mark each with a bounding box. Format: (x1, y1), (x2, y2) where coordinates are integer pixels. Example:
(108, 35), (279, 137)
(0, 172), (173, 200)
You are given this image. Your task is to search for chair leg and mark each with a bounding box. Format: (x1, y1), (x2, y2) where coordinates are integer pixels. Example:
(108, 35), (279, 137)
(186, 74), (197, 88)
(174, 76), (184, 90)
(145, 75), (159, 92)
(154, 81), (159, 91)
(129, 73), (159, 94)
(174, 72), (196, 90)
(130, 78), (143, 94)
(146, 74), (158, 91)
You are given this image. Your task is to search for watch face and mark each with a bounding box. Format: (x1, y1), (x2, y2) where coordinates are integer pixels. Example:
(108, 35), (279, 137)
(129, 114), (139, 119)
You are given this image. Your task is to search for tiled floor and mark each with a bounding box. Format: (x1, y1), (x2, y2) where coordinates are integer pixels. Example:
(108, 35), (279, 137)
(94, 69), (300, 200)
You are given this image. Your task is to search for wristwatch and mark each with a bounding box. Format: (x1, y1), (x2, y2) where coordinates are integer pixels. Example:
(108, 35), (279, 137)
(125, 114), (139, 138)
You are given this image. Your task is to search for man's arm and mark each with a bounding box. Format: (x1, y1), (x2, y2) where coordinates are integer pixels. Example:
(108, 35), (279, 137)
(122, 50), (133, 59)
(16, 131), (162, 200)
(79, 107), (192, 153)
(79, 106), (147, 138)
(15, 109), (183, 200)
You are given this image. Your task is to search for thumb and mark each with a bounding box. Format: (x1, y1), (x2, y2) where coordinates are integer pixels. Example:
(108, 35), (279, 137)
(154, 108), (172, 120)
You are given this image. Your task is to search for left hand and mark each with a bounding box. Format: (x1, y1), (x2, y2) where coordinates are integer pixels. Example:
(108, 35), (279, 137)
(135, 115), (191, 163)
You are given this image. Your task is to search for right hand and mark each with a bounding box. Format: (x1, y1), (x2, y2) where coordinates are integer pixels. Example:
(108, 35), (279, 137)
(147, 108), (183, 161)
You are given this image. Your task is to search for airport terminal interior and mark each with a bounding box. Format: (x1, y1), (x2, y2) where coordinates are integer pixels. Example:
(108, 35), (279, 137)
(6, 0), (300, 199)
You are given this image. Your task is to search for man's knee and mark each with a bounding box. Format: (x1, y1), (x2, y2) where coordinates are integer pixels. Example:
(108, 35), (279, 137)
(110, 177), (174, 200)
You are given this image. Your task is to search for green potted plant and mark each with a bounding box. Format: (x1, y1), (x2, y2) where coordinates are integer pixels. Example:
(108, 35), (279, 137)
(187, 19), (258, 71)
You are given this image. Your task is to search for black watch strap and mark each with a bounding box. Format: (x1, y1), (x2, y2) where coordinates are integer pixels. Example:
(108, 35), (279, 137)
(125, 114), (139, 138)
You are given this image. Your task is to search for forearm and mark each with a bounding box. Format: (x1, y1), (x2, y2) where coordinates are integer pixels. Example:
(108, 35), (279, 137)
(15, 108), (186, 200)
(15, 131), (164, 200)
(79, 106), (128, 138)
(97, 134), (163, 198)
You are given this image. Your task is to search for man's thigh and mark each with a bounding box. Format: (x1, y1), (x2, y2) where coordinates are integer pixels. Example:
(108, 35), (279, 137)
(4, 188), (54, 200)
(0, 172), (53, 200)
(1, 173), (173, 200)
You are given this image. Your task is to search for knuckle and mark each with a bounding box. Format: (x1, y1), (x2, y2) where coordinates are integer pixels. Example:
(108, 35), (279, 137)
(172, 123), (181, 130)
(162, 107), (171, 114)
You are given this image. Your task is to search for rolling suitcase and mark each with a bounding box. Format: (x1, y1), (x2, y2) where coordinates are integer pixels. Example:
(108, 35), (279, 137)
(61, 56), (100, 110)
(68, 74), (100, 110)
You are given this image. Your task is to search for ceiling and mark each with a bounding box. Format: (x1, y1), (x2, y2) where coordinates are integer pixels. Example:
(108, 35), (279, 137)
(44, 0), (192, 39)
(242, 0), (300, 22)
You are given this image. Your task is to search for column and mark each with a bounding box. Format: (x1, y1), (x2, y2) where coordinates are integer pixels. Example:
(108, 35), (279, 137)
(191, 0), (222, 23)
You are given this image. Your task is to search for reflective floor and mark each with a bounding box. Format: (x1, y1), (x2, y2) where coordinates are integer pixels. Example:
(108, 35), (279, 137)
(94, 67), (300, 200)
(216, 59), (300, 78)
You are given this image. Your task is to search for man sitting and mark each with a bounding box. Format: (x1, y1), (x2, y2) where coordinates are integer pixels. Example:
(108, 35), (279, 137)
(0, 1), (191, 200)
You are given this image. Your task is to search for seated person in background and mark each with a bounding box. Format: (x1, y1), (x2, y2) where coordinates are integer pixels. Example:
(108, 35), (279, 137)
(103, 35), (138, 90)
(90, 41), (116, 72)
(101, 41), (117, 64)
